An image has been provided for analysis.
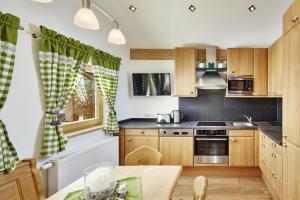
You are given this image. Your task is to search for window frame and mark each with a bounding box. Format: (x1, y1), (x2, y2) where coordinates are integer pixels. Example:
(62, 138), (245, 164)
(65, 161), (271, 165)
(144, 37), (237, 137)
(61, 65), (104, 135)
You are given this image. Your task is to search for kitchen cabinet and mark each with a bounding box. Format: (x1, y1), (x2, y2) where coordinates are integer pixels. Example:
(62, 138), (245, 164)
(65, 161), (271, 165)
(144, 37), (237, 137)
(283, 140), (300, 200)
(268, 37), (284, 97)
(174, 48), (197, 97)
(283, 0), (300, 34)
(259, 132), (283, 200)
(229, 130), (255, 167)
(227, 48), (254, 76)
(283, 23), (300, 148)
(159, 137), (193, 166)
(124, 129), (159, 158)
(253, 48), (268, 96)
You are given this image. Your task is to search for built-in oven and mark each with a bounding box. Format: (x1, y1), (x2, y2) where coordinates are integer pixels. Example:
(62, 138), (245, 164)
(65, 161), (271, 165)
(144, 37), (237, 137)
(228, 76), (254, 96)
(194, 130), (228, 164)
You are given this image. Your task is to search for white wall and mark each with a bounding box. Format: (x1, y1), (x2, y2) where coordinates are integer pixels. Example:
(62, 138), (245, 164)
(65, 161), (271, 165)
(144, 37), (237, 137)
(128, 60), (178, 118)
(0, 0), (132, 161)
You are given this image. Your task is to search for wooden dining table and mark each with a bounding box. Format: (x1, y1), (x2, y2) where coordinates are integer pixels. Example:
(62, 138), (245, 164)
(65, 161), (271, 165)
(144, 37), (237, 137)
(47, 165), (183, 200)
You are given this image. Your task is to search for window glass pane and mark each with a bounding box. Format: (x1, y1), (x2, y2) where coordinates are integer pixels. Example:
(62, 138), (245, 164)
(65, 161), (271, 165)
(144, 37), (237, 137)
(64, 72), (96, 123)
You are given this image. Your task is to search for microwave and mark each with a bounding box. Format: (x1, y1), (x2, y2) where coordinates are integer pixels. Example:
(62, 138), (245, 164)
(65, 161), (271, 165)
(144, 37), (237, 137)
(228, 76), (254, 95)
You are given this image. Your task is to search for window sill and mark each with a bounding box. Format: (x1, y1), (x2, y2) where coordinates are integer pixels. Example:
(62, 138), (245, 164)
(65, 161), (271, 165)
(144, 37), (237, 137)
(65, 125), (104, 138)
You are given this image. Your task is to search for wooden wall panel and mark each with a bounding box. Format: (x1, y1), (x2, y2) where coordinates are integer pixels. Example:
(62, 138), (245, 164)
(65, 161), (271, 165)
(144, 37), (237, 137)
(130, 49), (174, 60)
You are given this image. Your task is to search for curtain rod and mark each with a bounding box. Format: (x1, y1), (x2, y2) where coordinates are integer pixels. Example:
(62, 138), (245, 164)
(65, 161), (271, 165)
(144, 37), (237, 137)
(18, 26), (41, 38)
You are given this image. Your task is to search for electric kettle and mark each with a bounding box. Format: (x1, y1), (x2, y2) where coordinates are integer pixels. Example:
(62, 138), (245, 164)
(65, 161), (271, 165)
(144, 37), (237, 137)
(172, 110), (183, 124)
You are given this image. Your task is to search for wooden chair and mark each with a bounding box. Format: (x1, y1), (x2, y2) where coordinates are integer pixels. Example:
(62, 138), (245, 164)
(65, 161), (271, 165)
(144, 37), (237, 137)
(193, 176), (208, 200)
(0, 159), (45, 200)
(125, 146), (162, 165)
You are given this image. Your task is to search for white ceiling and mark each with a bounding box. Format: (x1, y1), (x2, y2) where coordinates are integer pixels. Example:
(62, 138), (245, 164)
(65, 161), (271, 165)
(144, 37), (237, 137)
(96, 0), (292, 48)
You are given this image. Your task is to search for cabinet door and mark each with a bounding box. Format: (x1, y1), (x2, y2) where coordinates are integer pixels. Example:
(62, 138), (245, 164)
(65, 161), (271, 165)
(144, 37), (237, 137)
(274, 37), (284, 96)
(283, 141), (300, 200)
(174, 48), (197, 97)
(283, 24), (300, 147)
(283, 0), (300, 34)
(125, 136), (159, 157)
(229, 136), (255, 166)
(160, 137), (193, 166)
(268, 44), (275, 96)
(227, 48), (254, 76)
(254, 48), (268, 96)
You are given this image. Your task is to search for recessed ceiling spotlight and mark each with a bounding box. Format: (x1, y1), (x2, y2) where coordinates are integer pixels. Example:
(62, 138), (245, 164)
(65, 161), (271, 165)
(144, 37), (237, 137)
(189, 5), (196, 12)
(129, 5), (137, 12)
(248, 5), (256, 12)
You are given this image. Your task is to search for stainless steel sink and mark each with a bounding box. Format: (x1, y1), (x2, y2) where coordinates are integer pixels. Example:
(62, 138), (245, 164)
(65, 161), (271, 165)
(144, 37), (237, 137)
(231, 122), (254, 127)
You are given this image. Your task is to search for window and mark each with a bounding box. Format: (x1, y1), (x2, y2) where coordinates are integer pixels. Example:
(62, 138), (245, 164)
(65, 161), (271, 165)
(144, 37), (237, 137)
(62, 66), (103, 134)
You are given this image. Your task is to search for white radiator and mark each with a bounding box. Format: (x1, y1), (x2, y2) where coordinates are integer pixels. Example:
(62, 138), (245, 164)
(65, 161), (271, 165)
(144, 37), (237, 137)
(48, 136), (119, 196)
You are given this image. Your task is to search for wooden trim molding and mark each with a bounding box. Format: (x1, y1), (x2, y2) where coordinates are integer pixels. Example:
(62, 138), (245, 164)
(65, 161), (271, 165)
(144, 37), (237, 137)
(130, 49), (174, 60)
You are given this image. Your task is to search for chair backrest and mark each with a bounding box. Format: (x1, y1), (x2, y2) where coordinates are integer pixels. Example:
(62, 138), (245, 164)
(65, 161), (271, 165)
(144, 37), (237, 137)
(0, 159), (45, 200)
(193, 176), (208, 200)
(125, 146), (162, 165)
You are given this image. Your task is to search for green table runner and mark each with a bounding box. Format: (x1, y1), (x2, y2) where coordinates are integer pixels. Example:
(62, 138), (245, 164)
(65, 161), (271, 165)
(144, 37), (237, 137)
(64, 177), (142, 200)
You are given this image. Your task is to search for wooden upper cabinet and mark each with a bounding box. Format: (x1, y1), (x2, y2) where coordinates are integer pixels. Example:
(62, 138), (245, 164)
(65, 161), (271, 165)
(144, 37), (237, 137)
(227, 48), (254, 76)
(268, 37), (284, 97)
(174, 48), (197, 97)
(160, 137), (193, 166)
(253, 48), (268, 96)
(283, 141), (300, 200)
(283, 24), (300, 148)
(283, 0), (300, 34)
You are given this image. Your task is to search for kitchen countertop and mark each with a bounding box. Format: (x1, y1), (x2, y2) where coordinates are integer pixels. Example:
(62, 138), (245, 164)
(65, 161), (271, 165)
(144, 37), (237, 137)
(118, 118), (283, 145)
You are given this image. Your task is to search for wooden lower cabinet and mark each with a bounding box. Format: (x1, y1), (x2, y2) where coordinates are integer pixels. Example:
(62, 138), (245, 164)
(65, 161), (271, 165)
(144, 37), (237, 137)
(159, 137), (193, 166)
(229, 136), (255, 166)
(283, 140), (300, 200)
(125, 136), (159, 157)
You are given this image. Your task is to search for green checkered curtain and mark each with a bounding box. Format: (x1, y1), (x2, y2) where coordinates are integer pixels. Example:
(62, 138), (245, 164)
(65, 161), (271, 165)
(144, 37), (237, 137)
(39, 26), (91, 156)
(0, 12), (20, 172)
(92, 50), (121, 134)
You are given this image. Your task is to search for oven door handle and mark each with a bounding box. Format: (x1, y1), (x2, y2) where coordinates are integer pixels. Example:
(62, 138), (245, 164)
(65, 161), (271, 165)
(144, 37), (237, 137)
(195, 138), (228, 141)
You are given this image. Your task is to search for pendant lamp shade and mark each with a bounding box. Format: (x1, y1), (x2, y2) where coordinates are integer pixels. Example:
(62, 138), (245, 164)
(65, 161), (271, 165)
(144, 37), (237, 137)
(31, 0), (53, 3)
(74, 8), (100, 30)
(108, 23), (126, 45)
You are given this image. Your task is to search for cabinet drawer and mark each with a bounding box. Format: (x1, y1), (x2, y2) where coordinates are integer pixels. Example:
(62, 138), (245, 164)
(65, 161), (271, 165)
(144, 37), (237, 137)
(125, 129), (158, 136)
(270, 141), (282, 156)
(229, 130), (254, 137)
(269, 167), (283, 200)
(269, 149), (283, 177)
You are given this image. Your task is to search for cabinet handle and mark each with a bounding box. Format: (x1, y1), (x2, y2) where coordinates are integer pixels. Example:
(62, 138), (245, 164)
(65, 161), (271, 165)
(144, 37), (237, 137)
(231, 138), (237, 142)
(272, 143), (276, 148)
(140, 131), (145, 134)
(262, 143), (265, 148)
(262, 135), (265, 139)
(292, 16), (299, 23)
(191, 91), (194, 94)
(283, 143), (288, 148)
(283, 134), (287, 138)
(271, 153), (276, 158)
(272, 173), (277, 179)
(262, 160), (266, 165)
(127, 138), (132, 142)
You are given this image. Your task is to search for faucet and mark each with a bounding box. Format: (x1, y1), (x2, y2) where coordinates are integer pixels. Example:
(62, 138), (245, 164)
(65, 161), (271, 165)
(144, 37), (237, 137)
(244, 114), (252, 124)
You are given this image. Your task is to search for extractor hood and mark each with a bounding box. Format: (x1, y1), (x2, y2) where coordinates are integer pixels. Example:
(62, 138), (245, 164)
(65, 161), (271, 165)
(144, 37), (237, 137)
(195, 46), (227, 90)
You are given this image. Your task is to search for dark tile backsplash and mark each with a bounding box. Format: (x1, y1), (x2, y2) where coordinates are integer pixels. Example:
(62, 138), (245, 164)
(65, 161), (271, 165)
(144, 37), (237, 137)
(179, 90), (282, 122)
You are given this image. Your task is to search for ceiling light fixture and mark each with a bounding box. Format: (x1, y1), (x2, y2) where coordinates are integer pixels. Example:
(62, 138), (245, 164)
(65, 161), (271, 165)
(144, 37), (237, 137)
(129, 5), (137, 12)
(74, 0), (126, 45)
(248, 5), (256, 12)
(108, 22), (126, 45)
(74, 0), (99, 30)
(31, 0), (53, 3)
(189, 5), (196, 12)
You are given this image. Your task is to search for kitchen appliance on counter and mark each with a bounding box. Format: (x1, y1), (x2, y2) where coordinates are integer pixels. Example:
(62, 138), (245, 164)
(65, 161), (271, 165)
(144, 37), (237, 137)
(172, 110), (183, 124)
(194, 121), (228, 164)
(156, 114), (172, 124)
(228, 75), (254, 96)
(160, 129), (193, 137)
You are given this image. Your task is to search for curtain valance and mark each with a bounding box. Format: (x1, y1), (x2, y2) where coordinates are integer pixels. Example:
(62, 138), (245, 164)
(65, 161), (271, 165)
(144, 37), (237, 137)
(92, 49), (121, 70)
(0, 12), (20, 172)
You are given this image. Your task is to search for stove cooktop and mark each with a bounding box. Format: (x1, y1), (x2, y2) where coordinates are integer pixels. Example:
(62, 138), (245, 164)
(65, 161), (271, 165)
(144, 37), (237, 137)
(196, 121), (227, 127)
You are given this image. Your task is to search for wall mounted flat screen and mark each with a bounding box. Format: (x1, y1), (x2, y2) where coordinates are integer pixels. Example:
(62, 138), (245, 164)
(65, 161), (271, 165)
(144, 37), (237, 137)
(132, 73), (171, 96)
